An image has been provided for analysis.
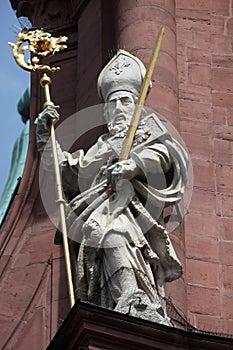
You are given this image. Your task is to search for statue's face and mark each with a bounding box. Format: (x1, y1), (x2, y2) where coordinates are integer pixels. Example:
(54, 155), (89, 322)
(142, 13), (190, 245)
(105, 91), (136, 127)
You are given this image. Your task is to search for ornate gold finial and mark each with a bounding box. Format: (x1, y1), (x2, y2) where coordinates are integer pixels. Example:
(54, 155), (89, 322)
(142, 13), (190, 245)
(8, 28), (68, 73)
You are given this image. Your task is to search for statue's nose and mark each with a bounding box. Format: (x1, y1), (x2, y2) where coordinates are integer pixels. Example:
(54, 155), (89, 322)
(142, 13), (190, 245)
(115, 99), (123, 111)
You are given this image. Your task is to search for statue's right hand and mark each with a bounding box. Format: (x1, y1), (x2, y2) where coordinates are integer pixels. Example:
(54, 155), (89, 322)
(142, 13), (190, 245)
(35, 106), (60, 130)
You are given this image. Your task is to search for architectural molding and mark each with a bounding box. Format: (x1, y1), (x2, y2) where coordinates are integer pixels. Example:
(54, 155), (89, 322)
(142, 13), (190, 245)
(10, 0), (91, 30)
(47, 300), (233, 350)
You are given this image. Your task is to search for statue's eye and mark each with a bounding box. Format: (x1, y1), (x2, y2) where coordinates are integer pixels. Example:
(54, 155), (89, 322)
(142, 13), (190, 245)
(121, 97), (133, 105)
(108, 101), (115, 108)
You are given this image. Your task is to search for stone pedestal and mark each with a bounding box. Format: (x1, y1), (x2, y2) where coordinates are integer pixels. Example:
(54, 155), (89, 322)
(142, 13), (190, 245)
(46, 300), (233, 350)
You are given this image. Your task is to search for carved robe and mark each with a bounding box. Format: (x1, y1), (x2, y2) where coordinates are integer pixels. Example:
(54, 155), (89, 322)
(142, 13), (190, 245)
(48, 113), (188, 322)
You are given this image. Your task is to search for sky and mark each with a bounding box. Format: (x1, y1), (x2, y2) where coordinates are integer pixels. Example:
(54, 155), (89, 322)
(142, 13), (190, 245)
(0, 1), (30, 195)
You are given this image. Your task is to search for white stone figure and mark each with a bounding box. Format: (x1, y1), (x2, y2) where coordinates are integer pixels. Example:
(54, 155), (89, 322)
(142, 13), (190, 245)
(36, 50), (188, 325)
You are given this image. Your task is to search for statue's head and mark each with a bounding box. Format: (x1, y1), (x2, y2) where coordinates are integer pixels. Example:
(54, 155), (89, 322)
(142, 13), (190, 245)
(104, 90), (137, 129)
(97, 50), (151, 131)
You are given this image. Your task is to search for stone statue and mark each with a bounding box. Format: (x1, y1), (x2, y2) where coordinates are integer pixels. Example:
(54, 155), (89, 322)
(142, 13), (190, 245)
(36, 50), (188, 325)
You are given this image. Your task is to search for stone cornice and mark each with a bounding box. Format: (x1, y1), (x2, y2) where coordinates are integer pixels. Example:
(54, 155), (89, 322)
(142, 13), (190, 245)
(47, 300), (233, 350)
(10, 0), (91, 30)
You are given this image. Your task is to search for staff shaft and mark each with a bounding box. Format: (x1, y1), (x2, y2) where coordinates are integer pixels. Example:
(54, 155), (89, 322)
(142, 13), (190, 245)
(40, 74), (75, 308)
(119, 26), (165, 161)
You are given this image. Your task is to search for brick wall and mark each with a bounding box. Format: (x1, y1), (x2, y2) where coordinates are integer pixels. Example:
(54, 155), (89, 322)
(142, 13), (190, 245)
(176, 0), (233, 334)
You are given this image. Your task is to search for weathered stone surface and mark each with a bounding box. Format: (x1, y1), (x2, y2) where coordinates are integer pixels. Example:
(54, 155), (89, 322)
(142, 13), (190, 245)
(226, 17), (233, 35)
(176, 0), (212, 11)
(186, 259), (220, 288)
(212, 0), (230, 16)
(210, 15), (225, 35)
(216, 166), (233, 193)
(179, 99), (212, 120)
(192, 313), (222, 333)
(187, 47), (211, 64)
(181, 133), (213, 160)
(219, 241), (233, 266)
(218, 217), (233, 241)
(191, 159), (215, 190)
(176, 0), (233, 335)
(222, 265), (233, 291)
(222, 293), (233, 319)
(185, 234), (218, 263)
(211, 35), (233, 54)
(184, 212), (218, 239)
(180, 119), (212, 136)
(188, 63), (211, 87)
(212, 68), (233, 92)
(193, 31), (211, 50)
(213, 139), (233, 165)
(227, 108), (233, 126)
(213, 106), (227, 125)
(187, 285), (221, 316)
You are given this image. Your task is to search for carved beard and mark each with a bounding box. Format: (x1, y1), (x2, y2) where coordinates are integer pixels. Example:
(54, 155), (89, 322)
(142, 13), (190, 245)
(107, 120), (129, 135)
(106, 112), (132, 135)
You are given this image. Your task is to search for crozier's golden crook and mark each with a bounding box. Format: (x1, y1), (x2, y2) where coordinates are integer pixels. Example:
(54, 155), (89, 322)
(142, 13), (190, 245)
(9, 28), (75, 308)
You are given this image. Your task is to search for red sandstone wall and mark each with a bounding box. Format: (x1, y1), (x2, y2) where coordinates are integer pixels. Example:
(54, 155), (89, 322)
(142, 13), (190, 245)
(176, 0), (233, 334)
(116, 0), (179, 127)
